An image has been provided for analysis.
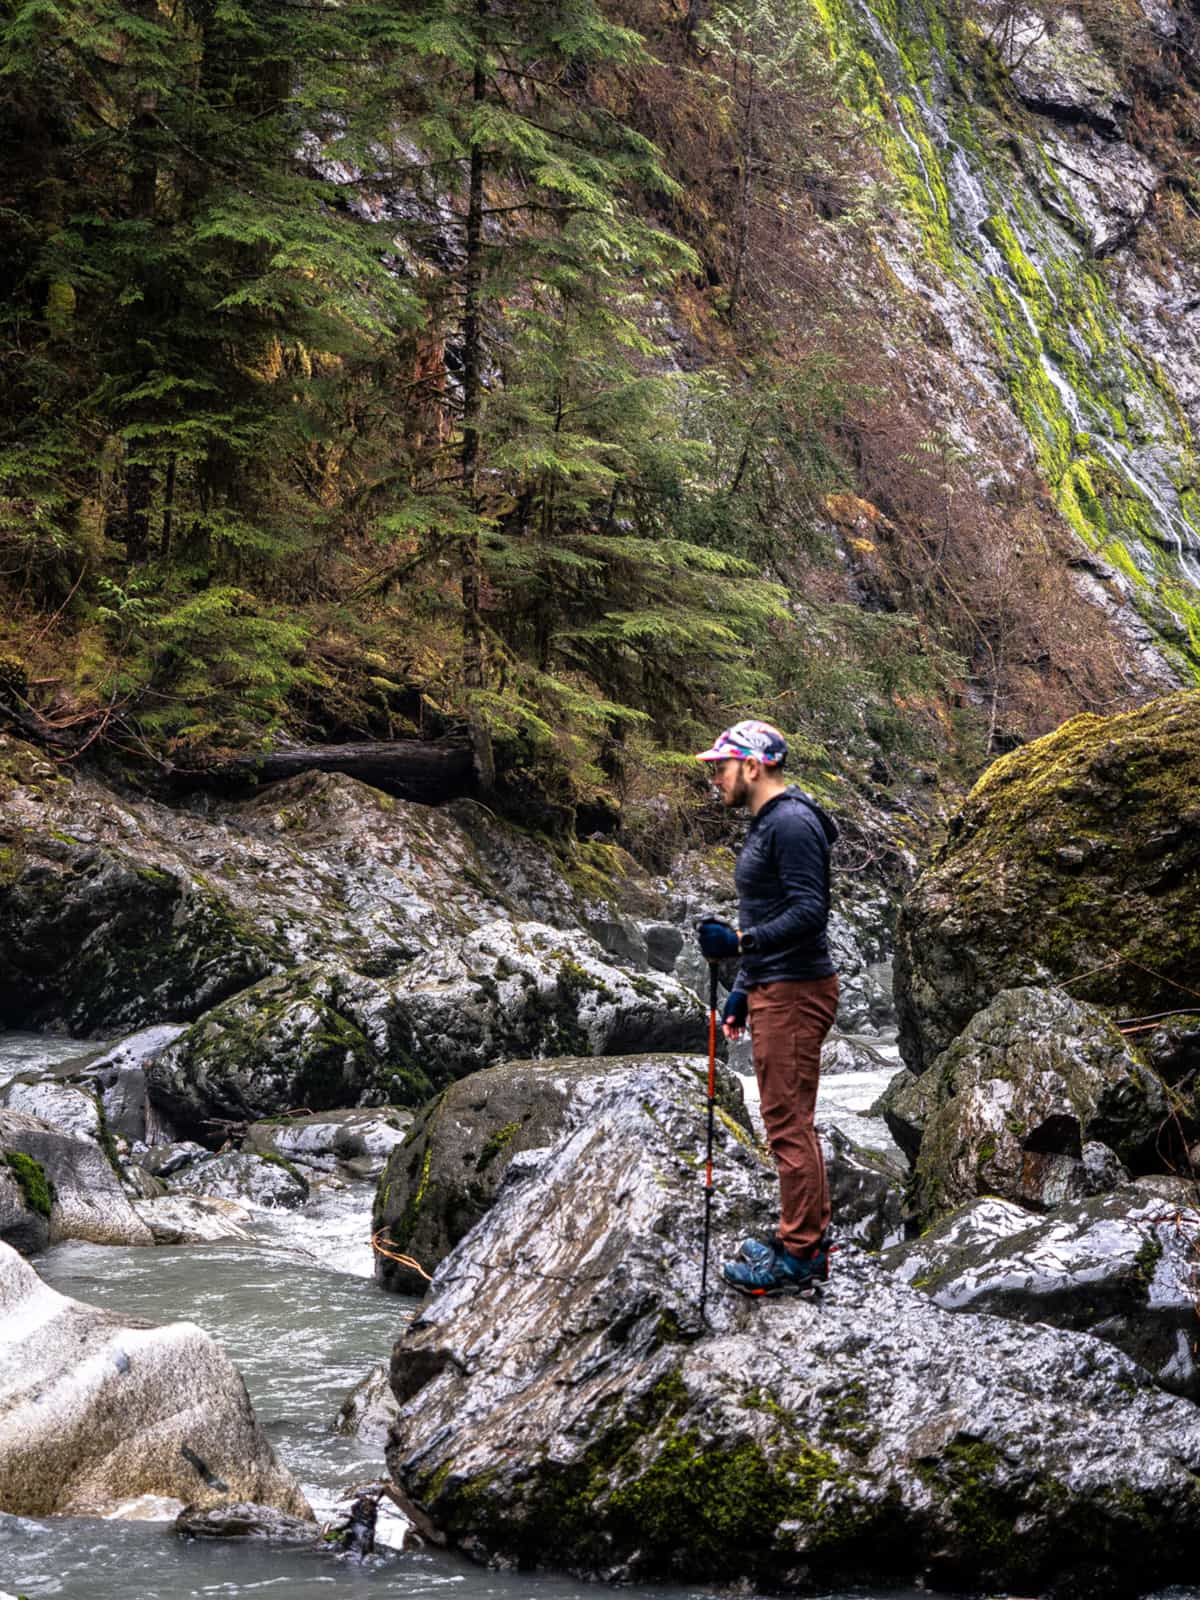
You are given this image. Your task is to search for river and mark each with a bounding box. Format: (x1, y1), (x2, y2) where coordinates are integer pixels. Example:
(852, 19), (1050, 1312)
(1, 1031), (1195, 1600)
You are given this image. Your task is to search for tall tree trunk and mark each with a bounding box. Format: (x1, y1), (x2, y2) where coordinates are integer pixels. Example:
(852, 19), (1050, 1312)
(461, 11), (495, 790)
(123, 27), (159, 566)
(728, 57), (756, 327)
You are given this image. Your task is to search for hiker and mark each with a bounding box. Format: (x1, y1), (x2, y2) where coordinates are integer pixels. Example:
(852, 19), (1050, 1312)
(694, 719), (840, 1297)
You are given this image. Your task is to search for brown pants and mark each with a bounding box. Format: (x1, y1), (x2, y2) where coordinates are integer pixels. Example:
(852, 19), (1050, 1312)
(749, 975), (840, 1256)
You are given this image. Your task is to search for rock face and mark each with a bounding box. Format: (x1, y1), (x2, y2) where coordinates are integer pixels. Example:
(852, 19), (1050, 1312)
(385, 1058), (1200, 1597)
(373, 1054), (748, 1296)
(147, 929), (704, 1138)
(886, 1181), (1200, 1399)
(906, 987), (1164, 1225)
(895, 694), (1200, 1073)
(0, 1107), (152, 1248)
(0, 1241), (310, 1518)
(1003, 8), (1129, 135)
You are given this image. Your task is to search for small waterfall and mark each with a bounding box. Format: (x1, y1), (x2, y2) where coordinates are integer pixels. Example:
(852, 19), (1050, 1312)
(842, 0), (1200, 593)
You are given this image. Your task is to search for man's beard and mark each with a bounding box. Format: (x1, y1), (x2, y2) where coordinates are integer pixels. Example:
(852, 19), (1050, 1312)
(723, 772), (749, 808)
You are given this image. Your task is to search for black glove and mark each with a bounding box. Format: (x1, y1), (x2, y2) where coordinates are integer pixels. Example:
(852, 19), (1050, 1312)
(696, 918), (739, 960)
(722, 989), (748, 1033)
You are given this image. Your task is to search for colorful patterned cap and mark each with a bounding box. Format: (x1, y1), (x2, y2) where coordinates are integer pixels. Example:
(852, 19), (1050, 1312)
(695, 719), (788, 766)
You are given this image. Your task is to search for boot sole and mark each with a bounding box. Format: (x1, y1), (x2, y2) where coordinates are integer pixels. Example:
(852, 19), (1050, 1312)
(724, 1276), (826, 1299)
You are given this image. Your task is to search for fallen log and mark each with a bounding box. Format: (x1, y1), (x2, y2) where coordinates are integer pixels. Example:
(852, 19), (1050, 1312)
(181, 740), (476, 805)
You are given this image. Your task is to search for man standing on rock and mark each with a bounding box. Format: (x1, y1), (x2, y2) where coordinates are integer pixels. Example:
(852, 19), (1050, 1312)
(694, 720), (840, 1296)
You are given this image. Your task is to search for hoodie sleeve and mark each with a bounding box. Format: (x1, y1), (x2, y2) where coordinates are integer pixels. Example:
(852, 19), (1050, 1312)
(742, 805), (829, 956)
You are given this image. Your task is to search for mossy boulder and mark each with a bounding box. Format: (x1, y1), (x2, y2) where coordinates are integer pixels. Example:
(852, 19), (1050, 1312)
(908, 987), (1165, 1226)
(147, 924), (705, 1145)
(145, 963), (392, 1141)
(385, 1056), (1200, 1596)
(373, 1053), (748, 1296)
(0, 827), (279, 1035)
(896, 693), (1200, 1074)
(0, 1108), (152, 1249)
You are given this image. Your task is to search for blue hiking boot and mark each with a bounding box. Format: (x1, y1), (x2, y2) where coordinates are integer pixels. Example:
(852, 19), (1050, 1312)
(738, 1230), (833, 1268)
(723, 1241), (832, 1297)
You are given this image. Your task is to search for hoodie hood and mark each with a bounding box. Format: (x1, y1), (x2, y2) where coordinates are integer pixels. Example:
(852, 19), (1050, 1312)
(784, 785), (839, 846)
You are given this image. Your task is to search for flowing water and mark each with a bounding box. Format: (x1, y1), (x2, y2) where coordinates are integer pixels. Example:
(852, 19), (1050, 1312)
(1, 1028), (1194, 1600)
(847, 0), (1200, 587)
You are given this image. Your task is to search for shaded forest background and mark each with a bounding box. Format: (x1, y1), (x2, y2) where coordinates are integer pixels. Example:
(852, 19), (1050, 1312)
(2, 0), (1193, 852)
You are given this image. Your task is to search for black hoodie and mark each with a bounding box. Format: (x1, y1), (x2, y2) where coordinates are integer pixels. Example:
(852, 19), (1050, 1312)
(733, 785), (839, 989)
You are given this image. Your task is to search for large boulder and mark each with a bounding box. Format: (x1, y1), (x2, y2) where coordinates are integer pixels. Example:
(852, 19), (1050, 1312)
(0, 1241), (310, 1518)
(886, 1181), (1200, 1399)
(908, 987), (1164, 1225)
(0, 1108), (152, 1248)
(147, 929), (705, 1140)
(374, 1054), (747, 1296)
(145, 963), (395, 1139)
(895, 693), (1200, 1074)
(820, 1124), (905, 1251)
(385, 1059), (1200, 1597)
(243, 1106), (411, 1177)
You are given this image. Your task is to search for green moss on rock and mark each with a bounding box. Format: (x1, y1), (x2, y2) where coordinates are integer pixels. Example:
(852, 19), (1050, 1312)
(4, 1150), (54, 1217)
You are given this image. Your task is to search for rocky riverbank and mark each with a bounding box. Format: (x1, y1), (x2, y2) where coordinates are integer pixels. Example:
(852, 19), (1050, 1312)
(4, 694), (1200, 1596)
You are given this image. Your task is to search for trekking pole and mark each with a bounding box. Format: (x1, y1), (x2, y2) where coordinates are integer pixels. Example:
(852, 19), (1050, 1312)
(699, 958), (719, 1320)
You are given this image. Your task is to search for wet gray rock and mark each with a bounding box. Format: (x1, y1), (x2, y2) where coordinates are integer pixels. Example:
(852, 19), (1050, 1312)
(871, 1063), (939, 1163)
(133, 1194), (253, 1244)
(886, 1179), (1200, 1398)
(169, 1151), (309, 1210)
(0, 1107), (152, 1248)
(335, 1363), (400, 1448)
(140, 1140), (209, 1179)
(909, 987), (1162, 1224)
(0, 747), (709, 1036)
(0, 1241), (310, 1518)
(374, 1053), (748, 1296)
(244, 1107), (411, 1176)
(821, 1125), (905, 1251)
(821, 1033), (895, 1076)
(393, 920), (707, 1087)
(0, 1078), (102, 1142)
(173, 1502), (320, 1543)
(385, 1057), (1200, 1597)
(77, 1024), (187, 1143)
(0, 740), (282, 1034)
(1041, 128), (1158, 255)
(1002, 8), (1129, 134)
(145, 963), (395, 1140)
